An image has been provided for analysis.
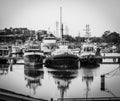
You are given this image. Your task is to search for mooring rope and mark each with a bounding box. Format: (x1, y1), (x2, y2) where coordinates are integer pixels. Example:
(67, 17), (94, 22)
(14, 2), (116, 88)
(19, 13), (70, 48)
(102, 65), (120, 78)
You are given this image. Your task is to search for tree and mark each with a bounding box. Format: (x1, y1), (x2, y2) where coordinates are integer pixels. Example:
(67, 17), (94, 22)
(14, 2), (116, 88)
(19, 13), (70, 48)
(101, 31), (120, 44)
(101, 30), (111, 42)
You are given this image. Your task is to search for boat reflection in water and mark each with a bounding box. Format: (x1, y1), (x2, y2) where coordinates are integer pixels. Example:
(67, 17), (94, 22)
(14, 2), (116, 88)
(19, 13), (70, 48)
(81, 66), (99, 99)
(47, 67), (79, 101)
(0, 63), (9, 75)
(24, 65), (44, 95)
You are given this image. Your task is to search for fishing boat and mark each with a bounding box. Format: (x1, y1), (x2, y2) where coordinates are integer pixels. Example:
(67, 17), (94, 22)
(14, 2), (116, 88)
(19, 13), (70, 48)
(24, 39), (44, 67)
(0, 44), (10, 63)
(79, 43), (102, 66)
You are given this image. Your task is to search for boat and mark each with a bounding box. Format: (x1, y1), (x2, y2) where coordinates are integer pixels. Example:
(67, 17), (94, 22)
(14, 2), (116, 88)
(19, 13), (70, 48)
(24, 39), (44, 67)
(11, 45), (23, 55)
(45, 7), (80, 69)
(79, 43), (102, 66)
(45, 39), (80, 69)
(41, 36), (57, 55)
(0, 44), (10, 63)
(11, 40), (23, 54)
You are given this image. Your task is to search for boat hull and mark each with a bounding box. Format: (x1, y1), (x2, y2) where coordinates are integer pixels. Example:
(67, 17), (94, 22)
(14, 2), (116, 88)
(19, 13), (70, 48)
(80, 55), (102, 66)
(45, 54), (80, 69)
(0, 57), (9, 64)
(24, 53), (44, 67)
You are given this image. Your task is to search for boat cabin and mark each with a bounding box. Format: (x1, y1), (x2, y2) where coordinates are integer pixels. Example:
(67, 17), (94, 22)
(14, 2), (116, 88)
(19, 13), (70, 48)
(0, 45), (10, 57)
(81, 44), (96, 53)
(57, 39), (69, 50)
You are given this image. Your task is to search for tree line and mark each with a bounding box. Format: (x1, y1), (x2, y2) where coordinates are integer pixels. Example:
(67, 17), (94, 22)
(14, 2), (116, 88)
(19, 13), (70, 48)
(63, 31), (120, 45)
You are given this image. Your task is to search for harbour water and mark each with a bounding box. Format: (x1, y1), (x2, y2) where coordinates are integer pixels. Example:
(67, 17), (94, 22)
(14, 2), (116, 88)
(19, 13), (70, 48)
(0, 54), (120, 101)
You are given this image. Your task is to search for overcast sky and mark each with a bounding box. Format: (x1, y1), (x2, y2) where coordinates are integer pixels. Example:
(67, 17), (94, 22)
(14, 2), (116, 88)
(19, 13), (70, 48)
(0, 0), (120, 37)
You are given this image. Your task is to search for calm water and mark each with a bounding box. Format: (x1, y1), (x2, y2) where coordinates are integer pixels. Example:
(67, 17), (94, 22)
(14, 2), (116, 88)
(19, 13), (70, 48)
(0, 55), (120, 100)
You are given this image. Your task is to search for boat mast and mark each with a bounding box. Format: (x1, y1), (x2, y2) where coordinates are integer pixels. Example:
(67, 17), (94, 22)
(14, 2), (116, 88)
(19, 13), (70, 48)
(84, 24), (91, 41)
(60, 6), (64, 40)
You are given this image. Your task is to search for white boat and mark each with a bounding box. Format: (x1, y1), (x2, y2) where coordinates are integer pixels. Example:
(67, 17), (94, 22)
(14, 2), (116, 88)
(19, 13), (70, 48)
(80, 43), (102, 66)
(11, 45), (23, 54)
(41, 36), (57, 55)
(24, 39), (44, 67)
(0, 44), (10, 63)
(11, 40), (23, 54)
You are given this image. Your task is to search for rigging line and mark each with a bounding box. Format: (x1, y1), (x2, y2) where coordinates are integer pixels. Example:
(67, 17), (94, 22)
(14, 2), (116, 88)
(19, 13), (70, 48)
(105, 88), (117, 97)
(102, 66), (120, 76)
(105, 69), (118, 78)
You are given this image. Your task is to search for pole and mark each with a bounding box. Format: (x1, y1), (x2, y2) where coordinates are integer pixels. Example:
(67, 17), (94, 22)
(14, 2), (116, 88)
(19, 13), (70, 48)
(60, 6), (63, 40)
(101, 75), (105, 91)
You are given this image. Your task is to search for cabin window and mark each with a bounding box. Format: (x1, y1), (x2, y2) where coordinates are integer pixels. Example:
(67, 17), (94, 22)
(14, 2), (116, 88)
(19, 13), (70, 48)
(4, 50), (8, 55)
(84, 47), (94, 52)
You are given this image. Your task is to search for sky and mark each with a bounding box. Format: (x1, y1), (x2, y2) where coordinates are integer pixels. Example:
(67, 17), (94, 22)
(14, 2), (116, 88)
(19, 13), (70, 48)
(0, 0), (120, 37)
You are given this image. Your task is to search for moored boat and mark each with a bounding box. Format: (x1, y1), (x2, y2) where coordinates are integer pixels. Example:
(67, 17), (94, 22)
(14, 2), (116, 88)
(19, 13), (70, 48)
(45, 6), (80, 69)
(24, 39), (44, 67)
(79, 43), (102, 66)
(41, 36), (57, 55)
(45, 40), (80, 69)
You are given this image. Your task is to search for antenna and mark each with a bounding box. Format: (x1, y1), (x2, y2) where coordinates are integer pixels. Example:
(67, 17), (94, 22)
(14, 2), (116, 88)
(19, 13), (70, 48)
(56, 21), (59, 36)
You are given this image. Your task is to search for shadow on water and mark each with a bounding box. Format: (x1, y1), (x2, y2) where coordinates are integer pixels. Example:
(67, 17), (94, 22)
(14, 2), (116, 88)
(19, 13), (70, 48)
(24, 64), (44, 95)
(47, 67), (79, 101)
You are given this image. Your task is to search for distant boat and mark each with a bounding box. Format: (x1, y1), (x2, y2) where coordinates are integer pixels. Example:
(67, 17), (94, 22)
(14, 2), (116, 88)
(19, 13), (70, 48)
(24, 39), (44, 67)
(79, 43), (102, 66)
(45, 39), (80, 69)
(0, 44), (10, 63)
(41, 36), (57, 55)
(11, 45), (23, 55)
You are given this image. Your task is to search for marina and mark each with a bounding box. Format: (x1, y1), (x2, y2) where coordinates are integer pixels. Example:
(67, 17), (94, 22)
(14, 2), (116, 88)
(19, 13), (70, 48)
(1, 0), (120, 100)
